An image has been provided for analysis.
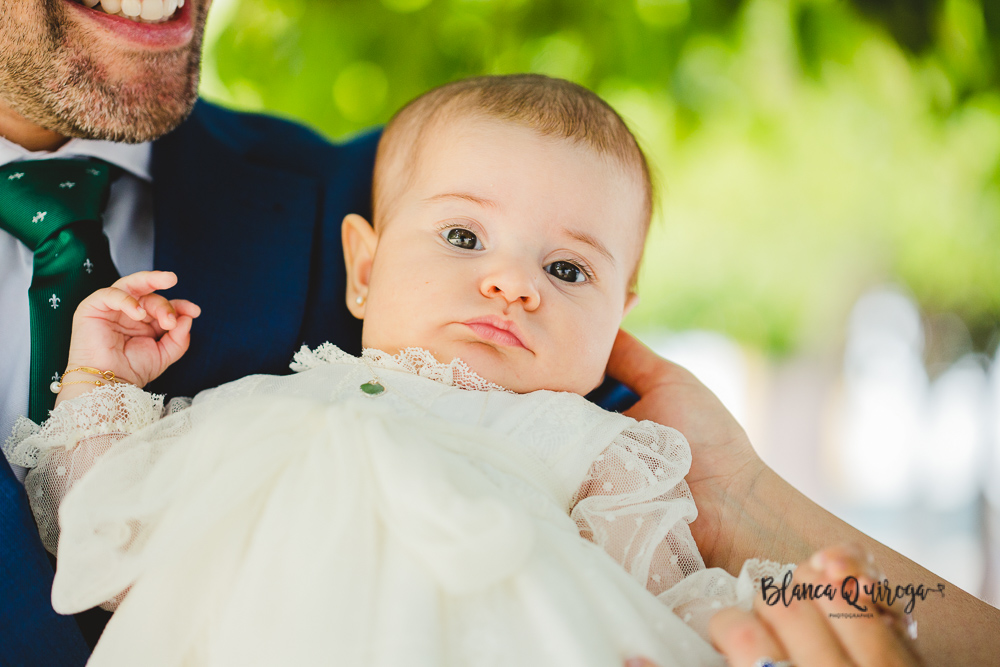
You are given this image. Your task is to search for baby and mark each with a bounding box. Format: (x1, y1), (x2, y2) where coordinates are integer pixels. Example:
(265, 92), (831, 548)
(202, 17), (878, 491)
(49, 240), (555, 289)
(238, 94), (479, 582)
(8, 75), (786, 667)
(342, 73), (649, 396)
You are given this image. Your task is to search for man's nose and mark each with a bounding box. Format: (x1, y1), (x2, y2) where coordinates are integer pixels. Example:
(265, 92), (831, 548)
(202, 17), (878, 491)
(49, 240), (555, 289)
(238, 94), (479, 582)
(480, 264), (540, 311)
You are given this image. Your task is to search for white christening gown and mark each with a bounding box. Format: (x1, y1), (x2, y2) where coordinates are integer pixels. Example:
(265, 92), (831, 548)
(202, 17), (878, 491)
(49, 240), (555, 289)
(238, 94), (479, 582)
(5, 345), (787, 667)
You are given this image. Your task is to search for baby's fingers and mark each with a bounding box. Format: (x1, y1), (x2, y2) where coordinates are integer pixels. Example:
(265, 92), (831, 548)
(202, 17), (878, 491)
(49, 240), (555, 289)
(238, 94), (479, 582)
(170, 299), (202, 320)
(111, 270), (178, 298)
(142, 298), (200, 332)
(157, 314), (194, 367)
(77, 286), (148, 322)
(137, 294), (180, 330)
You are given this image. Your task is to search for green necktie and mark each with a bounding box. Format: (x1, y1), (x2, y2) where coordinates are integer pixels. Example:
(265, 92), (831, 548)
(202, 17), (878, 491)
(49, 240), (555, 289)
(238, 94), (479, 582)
(0, 159), (119, 423)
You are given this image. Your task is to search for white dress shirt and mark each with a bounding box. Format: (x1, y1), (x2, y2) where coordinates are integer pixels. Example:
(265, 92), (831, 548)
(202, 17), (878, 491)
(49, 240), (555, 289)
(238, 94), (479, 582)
(0, 136), (154, 479)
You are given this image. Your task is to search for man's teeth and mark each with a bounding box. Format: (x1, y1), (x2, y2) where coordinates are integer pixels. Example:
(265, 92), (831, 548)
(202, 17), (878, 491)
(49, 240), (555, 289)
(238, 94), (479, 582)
(79, 0), (184, 23)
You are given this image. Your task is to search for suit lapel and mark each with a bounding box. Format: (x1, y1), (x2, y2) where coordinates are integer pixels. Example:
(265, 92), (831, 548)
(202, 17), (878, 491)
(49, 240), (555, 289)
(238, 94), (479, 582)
(147, 106), (320, 398)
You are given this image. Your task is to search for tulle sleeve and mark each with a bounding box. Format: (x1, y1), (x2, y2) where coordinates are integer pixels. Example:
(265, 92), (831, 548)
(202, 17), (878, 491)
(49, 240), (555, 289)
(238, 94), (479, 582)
(569, 420), (703, 596)
(569, 419), (795, 641)
(2, 384), (187, 561)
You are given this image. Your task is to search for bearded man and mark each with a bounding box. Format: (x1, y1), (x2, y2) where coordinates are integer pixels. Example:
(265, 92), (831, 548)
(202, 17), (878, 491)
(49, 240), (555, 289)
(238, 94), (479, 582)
(1, 2), (376, 663)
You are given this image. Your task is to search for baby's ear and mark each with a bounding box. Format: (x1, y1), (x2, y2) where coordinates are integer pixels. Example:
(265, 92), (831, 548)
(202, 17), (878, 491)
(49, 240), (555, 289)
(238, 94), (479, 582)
(342, 213), (377, 319)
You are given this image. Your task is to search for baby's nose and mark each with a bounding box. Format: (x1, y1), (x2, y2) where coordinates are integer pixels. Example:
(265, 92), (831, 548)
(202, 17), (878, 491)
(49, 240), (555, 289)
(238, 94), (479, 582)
(481, 266), (540, 310)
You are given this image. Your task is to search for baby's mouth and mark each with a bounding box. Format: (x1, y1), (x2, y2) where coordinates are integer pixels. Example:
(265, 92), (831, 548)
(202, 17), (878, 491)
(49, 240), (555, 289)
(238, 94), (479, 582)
(73, 0), (184, 24)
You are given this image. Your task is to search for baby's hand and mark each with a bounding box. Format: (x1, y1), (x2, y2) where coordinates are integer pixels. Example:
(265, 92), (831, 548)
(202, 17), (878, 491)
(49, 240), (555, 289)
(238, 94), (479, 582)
(62, 271), (201, 394)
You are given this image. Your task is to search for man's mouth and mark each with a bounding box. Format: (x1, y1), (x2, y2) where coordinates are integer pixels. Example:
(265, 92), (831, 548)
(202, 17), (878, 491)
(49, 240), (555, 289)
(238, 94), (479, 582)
(74, 0), (185, 24)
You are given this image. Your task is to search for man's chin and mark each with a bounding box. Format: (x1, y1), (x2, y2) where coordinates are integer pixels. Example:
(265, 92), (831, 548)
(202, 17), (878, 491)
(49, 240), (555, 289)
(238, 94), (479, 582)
(60, 103), (197, 144)
(0, 0), (207, 145)
(21, 61), (201, 144)
(62, 74), (199, 143)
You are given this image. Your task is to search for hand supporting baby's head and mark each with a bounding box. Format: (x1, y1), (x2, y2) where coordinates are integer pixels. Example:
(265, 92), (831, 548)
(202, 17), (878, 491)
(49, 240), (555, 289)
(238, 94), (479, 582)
(343, 74), (653, 395)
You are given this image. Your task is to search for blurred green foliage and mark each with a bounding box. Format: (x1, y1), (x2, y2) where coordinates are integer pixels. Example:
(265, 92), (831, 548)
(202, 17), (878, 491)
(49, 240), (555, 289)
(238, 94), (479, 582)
(201, 0), (1000, 357)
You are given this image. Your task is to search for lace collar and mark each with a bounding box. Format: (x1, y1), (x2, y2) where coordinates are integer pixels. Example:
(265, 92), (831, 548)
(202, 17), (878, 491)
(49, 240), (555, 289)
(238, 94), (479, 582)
(290, 343), (514, 393)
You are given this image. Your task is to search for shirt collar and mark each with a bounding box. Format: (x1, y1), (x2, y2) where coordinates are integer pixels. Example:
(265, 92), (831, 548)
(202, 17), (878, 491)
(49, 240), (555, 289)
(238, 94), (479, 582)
(0, 135), (152, 182)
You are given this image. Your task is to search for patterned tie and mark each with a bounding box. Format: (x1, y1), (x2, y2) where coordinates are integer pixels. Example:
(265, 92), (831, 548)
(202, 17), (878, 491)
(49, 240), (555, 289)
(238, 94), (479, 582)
(0, 159), (119, 423)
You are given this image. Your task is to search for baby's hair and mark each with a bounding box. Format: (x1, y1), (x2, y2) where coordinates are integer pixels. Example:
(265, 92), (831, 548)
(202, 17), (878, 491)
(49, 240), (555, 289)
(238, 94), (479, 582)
(372, 74), (653, 291)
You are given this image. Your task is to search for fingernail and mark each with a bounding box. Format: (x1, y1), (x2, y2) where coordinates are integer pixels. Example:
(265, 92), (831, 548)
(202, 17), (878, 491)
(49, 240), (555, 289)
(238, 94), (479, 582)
(863, 552), (881, 580)
(136, 307), (146, 317)
(810, 548), (843, 576)
(624, 660), (654, 667)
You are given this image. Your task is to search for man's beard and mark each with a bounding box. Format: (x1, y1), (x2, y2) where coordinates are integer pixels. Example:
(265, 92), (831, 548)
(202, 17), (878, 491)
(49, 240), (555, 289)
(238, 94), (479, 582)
(0, 0), (207, 144)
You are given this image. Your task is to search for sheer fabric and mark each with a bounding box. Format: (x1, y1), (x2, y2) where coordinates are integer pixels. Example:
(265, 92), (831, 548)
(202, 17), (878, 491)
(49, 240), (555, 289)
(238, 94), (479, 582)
(5, 345), (789, 666)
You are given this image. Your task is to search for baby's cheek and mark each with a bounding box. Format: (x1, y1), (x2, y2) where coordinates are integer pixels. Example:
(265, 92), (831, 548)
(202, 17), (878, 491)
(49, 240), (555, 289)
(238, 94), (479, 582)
(581, 321), (625, 392)
(559, 343), (612, 396)
(358, 305), (406, 352)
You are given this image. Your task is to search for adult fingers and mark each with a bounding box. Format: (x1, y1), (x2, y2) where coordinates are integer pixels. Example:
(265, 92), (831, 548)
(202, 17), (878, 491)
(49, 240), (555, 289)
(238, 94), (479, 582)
(790, 559), (920, 667)
(810, 544), (917, 642)
(606, 329), (674, 395)
(809, 545), (906, 621)
(753, 569), (853, 667)
(709, 606), (791, 667)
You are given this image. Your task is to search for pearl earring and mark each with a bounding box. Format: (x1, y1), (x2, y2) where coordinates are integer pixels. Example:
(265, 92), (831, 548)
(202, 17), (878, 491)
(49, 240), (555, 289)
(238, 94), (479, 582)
(356, 295), (365, 306)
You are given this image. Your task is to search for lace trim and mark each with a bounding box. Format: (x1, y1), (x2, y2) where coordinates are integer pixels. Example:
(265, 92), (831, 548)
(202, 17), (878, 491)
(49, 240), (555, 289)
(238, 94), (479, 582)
(3, 418), (41, 468)
(742, 558), (797, 590)
(290, 343), (514, 393)
(2, 384), (165, 469)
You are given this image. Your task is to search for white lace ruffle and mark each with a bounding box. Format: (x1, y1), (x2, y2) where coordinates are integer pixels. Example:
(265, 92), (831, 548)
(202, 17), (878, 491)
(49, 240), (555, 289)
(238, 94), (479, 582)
(290, 343), (514, 393)
(658, 559), (797, 641)
(571, 420), (701, 596)
(4, 384), (165, 562)
(2, 417), (42, 469)
(3, 384), (165, 468)
(568, 419), (798, 642)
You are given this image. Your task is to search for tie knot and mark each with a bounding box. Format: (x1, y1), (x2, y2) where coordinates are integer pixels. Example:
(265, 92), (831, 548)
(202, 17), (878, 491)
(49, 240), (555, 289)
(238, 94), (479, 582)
(0, 159), (117, 250)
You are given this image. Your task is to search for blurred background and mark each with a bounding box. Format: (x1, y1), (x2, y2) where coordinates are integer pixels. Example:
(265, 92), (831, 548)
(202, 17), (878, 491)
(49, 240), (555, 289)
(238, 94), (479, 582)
(198, 0), (1000, 604)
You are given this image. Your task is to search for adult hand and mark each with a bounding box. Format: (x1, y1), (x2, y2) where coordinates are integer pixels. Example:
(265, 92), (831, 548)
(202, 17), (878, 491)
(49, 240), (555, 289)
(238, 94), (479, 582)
(605, 329), (768, 569)
(710, 544), (922, 667)
(607, 330), (1000, 666)
(61, 270), (200, 400)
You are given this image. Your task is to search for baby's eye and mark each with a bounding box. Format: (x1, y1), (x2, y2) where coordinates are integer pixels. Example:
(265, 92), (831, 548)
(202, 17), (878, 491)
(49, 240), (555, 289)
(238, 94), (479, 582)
(545, 261), (587, 283)
(442, 227), (482, 250)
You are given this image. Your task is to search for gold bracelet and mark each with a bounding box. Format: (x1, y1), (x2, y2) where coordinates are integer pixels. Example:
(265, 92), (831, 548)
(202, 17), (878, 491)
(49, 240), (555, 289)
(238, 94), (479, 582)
(50, 367), (130, 394)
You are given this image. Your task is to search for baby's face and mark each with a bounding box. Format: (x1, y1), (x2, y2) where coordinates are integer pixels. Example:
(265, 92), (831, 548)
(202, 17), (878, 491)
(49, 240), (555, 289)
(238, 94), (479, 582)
(347, 116), (644, 394)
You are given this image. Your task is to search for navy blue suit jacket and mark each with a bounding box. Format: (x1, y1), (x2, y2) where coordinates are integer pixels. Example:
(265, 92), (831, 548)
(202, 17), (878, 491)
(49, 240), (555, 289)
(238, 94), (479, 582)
(0, 100), (379, 666)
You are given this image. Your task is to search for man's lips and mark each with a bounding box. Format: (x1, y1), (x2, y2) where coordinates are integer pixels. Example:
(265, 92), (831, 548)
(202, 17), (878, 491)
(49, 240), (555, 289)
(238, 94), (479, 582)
(64, 0), (194, 48)
(463, 317), (528, 349)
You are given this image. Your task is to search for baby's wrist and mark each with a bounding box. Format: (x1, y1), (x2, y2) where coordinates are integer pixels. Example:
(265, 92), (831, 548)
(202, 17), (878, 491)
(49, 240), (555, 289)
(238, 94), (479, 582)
(52, 366), (137, 410)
